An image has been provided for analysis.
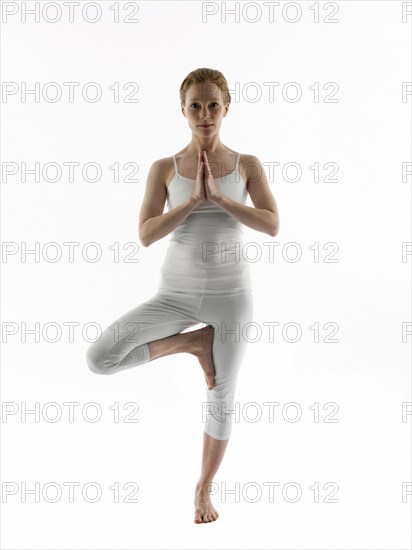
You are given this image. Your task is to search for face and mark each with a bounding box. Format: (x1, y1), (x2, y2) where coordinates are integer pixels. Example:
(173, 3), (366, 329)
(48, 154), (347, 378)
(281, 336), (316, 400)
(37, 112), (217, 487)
(181, 82), (229, 136)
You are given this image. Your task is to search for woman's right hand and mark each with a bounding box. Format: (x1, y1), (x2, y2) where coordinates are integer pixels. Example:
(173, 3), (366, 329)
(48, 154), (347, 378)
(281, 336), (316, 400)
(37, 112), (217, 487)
(191, 151), (207, 205)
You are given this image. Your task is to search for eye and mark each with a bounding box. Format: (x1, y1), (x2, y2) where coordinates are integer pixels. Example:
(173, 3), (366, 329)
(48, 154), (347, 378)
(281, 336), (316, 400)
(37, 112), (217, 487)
(190, 102), (220, 109)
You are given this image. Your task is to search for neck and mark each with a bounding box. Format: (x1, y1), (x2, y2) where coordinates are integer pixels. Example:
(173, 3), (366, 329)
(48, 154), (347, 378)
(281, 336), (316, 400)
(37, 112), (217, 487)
(185, 134), (226, 156)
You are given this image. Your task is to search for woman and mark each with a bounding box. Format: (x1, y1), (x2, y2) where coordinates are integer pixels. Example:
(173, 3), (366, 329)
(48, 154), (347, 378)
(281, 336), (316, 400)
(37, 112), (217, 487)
(86, 67), (279, 524)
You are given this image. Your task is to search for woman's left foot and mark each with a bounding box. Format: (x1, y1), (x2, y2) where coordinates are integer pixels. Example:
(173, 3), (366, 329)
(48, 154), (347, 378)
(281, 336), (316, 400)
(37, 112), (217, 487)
(194, 481), (219, 523)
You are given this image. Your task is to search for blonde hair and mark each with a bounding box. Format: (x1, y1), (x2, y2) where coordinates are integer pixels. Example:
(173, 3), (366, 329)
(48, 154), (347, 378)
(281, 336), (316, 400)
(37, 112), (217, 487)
(179, 68), (231, 106)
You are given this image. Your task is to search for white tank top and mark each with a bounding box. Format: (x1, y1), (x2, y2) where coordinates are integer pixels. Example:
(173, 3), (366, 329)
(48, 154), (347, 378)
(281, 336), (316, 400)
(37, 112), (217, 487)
(158, 153), (252, 294)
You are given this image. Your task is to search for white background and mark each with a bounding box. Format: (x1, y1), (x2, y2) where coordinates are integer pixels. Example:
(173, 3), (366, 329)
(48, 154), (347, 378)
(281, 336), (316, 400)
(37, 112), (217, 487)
(1, 0), (411, 549)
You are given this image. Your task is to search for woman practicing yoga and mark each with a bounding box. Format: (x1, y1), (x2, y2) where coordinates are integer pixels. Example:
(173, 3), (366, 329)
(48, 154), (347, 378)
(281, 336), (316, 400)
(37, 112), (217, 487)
(86, 67), (279, 524)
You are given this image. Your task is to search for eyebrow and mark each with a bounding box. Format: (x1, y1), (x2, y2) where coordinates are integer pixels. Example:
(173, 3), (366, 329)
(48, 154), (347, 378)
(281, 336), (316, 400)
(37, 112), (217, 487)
(188, 98), (221, 102)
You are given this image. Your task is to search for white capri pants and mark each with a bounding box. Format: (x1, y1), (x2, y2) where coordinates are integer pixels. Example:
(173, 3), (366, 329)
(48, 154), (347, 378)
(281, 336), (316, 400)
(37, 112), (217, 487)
(86, 288), (254, 440)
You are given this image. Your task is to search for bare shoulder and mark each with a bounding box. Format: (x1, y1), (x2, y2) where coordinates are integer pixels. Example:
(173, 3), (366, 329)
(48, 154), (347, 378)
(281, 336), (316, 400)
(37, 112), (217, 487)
(146, 156), (173, 185)
(239, 153), (266, 183)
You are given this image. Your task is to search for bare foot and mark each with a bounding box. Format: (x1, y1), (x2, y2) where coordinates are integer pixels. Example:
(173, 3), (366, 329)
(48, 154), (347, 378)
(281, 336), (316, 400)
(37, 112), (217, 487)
(194, 481), (219, 523)
(189, 325), (216, 390)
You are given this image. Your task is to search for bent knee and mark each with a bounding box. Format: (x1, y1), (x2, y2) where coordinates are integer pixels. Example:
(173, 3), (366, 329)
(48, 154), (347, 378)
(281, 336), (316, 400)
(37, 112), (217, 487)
(86, 345), (114, 375)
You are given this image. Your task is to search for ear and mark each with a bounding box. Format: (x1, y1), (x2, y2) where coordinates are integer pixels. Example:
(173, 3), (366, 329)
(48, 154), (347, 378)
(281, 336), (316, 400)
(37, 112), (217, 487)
(181, 105), (186, 118)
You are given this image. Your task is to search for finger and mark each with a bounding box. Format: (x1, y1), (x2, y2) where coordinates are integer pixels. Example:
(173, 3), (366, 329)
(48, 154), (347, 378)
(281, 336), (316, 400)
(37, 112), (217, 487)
(204, 155), (211, 174)
(202, 156), (208, 174)
(201, 162), (207, 185)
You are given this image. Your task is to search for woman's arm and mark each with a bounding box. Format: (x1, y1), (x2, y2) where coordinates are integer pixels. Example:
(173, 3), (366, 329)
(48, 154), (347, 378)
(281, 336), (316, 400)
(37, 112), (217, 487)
(213, 154), (279, 237)
(139, 159), (198, 247)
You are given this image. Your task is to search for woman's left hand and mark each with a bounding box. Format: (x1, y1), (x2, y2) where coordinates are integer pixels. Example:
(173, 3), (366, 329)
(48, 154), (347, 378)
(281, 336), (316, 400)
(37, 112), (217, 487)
(202, 151), (224, 205)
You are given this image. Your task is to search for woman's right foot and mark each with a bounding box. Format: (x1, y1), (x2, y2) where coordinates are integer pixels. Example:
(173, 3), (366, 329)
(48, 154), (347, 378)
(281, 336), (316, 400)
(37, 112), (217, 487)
(189, 325), (216, 389)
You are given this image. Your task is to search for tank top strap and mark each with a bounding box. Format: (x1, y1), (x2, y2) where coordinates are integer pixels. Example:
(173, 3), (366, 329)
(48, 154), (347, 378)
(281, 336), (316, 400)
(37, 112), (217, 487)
(172, 155), (179, 176)
(235, 152), (241, 172)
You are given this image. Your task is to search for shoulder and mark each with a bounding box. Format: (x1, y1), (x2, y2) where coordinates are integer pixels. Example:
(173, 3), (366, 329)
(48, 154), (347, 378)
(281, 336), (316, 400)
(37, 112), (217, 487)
(239, 153), (266, 183)
(147, 156), (176, 187)
(149, 156), (174, 172)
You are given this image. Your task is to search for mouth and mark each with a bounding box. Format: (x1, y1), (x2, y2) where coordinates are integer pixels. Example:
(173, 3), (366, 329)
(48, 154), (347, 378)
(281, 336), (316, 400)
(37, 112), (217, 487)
(199, 124), (213, 128)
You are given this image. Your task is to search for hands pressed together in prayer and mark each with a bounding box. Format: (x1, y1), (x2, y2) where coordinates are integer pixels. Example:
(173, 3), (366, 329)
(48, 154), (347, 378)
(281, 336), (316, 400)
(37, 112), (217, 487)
(191, 150), (224, 206)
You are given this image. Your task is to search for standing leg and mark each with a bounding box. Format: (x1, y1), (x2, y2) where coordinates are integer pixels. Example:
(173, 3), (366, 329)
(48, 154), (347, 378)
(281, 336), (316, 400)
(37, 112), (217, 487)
(193, 433), (228, 523)
(193, 290), (254, 523)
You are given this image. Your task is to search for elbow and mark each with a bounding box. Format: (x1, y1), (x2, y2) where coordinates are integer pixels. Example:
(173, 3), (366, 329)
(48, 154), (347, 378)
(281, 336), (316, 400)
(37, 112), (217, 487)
(139, 233), (151, 247)
(139, 221), (152, 247)
(139, 231), (150, 248)
(269, 218), (279, 237)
